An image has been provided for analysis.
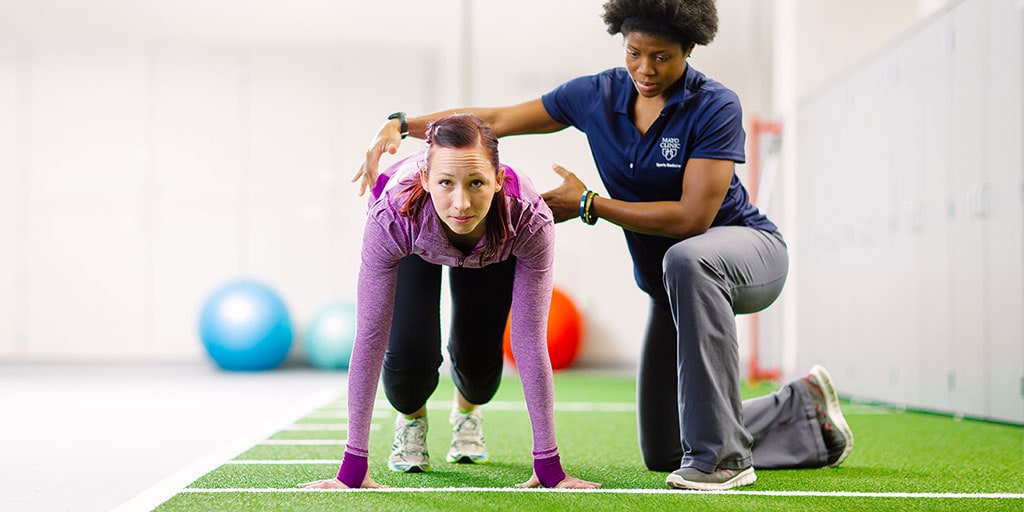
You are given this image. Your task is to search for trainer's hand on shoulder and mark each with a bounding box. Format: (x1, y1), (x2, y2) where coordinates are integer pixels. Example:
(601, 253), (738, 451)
(515, 472), (602, 489)
(352, 121), (404, 196)
(540, 164), (588, 223)
(297, 474), (387, 490)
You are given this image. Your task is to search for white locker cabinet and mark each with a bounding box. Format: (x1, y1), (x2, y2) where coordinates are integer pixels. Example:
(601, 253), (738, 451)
(945, 0), (989, 418)
(982, 0), (1024, 422)
(796, 0), (1023, 423)
(915, 19), (957, 414)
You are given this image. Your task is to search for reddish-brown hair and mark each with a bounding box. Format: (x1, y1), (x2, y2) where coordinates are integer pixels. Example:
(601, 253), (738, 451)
(398, 114), (510, 259)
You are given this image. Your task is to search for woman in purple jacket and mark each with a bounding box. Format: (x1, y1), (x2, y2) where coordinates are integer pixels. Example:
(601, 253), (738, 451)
(300, 114), (600, 490)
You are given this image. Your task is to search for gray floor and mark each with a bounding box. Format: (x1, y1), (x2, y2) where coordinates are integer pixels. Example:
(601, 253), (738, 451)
(0, 362), (346, 512)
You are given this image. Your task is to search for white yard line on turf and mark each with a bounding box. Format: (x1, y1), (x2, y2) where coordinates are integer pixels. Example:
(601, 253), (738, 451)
(395, 399), (637, 412)
(111, 387), (339, 512)
(276, 423), (380, 431)
(283, 423), (348, 430)
(319, 400), (638, 413)
(225, 460), (341, 464)
(316, 400), (892, 415)
(258, 439), (347, 445)
(178, 487), (1024, 499)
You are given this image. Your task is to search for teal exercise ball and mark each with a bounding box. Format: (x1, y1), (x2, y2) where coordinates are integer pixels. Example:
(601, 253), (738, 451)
(304, 300), (356, 370)
(199, 279), (293, 371)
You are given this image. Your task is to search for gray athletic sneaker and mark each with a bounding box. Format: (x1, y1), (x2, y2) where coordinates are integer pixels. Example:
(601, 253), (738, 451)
(447, 408), (489, 464)
(388, 415), (430, 472)
(665, 466), (756, 490)
(803, 364), (854, 466)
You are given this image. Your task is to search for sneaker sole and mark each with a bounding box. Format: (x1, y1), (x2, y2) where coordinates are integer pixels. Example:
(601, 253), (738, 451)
(446, 453), (489, 464)
(809, 364), (854, 466)
(665, 467), (756, 491)
(387, 462), (430, 473)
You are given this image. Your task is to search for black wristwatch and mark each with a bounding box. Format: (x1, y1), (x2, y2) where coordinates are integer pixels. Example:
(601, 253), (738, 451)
(387, 112), (408, 139)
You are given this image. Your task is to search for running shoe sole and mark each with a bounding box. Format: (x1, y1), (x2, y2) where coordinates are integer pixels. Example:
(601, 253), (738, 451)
(809, 364), (854, 466)
(387, 462), (430, 473)
(446, 452), (489, 464)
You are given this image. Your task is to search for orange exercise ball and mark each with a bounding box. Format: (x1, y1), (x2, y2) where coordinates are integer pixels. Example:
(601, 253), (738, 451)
(502, 287), (582, 370)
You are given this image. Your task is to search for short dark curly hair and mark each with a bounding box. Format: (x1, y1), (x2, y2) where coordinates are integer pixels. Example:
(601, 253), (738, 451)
(602, 0), (718, 47)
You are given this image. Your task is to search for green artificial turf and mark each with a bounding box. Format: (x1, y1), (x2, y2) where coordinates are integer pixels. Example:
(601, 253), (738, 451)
(157, 492), (1022, 512)
(153, 372), (1024, 512)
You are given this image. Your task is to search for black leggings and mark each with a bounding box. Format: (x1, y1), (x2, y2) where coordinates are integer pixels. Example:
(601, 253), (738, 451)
(382, 255), (516, 415)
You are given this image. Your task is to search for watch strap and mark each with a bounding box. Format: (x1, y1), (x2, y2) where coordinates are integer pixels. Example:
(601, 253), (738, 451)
(387, 112), (408, 139)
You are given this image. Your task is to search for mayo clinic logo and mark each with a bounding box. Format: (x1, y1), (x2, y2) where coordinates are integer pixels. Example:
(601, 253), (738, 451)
(660, 137), (680, 161)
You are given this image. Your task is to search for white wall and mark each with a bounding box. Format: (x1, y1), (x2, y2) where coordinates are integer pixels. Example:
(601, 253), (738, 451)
(0, 48), (18, 357)
(0, 43), (442, 362)
(0, 0), (989, 380)
(795, 0), (948, 98)
(0, 0), (777, 368)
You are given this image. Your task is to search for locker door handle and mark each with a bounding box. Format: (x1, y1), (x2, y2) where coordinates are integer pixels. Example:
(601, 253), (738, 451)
(968, 184), (989, 220)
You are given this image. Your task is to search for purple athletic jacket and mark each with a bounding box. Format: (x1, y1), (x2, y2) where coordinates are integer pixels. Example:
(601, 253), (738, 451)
(337, 152), (563, 486)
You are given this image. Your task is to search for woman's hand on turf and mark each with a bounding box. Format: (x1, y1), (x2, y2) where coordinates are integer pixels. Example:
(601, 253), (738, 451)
(540, 164), (588, 223)
(515, 472), (602, 489)
(352, 120), (404, 196)
(297, 474), (387, 489)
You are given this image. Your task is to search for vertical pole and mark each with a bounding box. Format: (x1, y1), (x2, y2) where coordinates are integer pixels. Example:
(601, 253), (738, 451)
(14, 49), (32, 356)
(748, 116), (783, 383)
(775, 0), (800, 382)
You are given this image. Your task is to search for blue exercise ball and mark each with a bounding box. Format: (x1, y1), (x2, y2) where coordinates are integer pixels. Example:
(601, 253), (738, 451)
(304, 300), (356, 370)
(199, 279), (293, 371)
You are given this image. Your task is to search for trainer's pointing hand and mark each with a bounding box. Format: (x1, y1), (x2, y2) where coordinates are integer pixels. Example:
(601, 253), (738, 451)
(540, 164), (588, 223)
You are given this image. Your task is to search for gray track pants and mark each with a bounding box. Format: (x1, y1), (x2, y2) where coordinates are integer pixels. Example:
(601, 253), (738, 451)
(637, 226), (828, 473)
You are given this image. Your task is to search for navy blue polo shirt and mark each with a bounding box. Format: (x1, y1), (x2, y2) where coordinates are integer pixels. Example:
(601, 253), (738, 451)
(541, 65), (777, 297)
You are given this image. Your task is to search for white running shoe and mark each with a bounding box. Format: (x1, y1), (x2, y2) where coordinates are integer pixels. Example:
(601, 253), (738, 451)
(446, 408), (489, 464)
(387, 415), (430, 472)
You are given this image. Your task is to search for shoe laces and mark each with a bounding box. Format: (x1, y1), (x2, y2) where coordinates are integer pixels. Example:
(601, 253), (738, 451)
(451, 412), (484, 445)
(396, 418), (427, 456)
